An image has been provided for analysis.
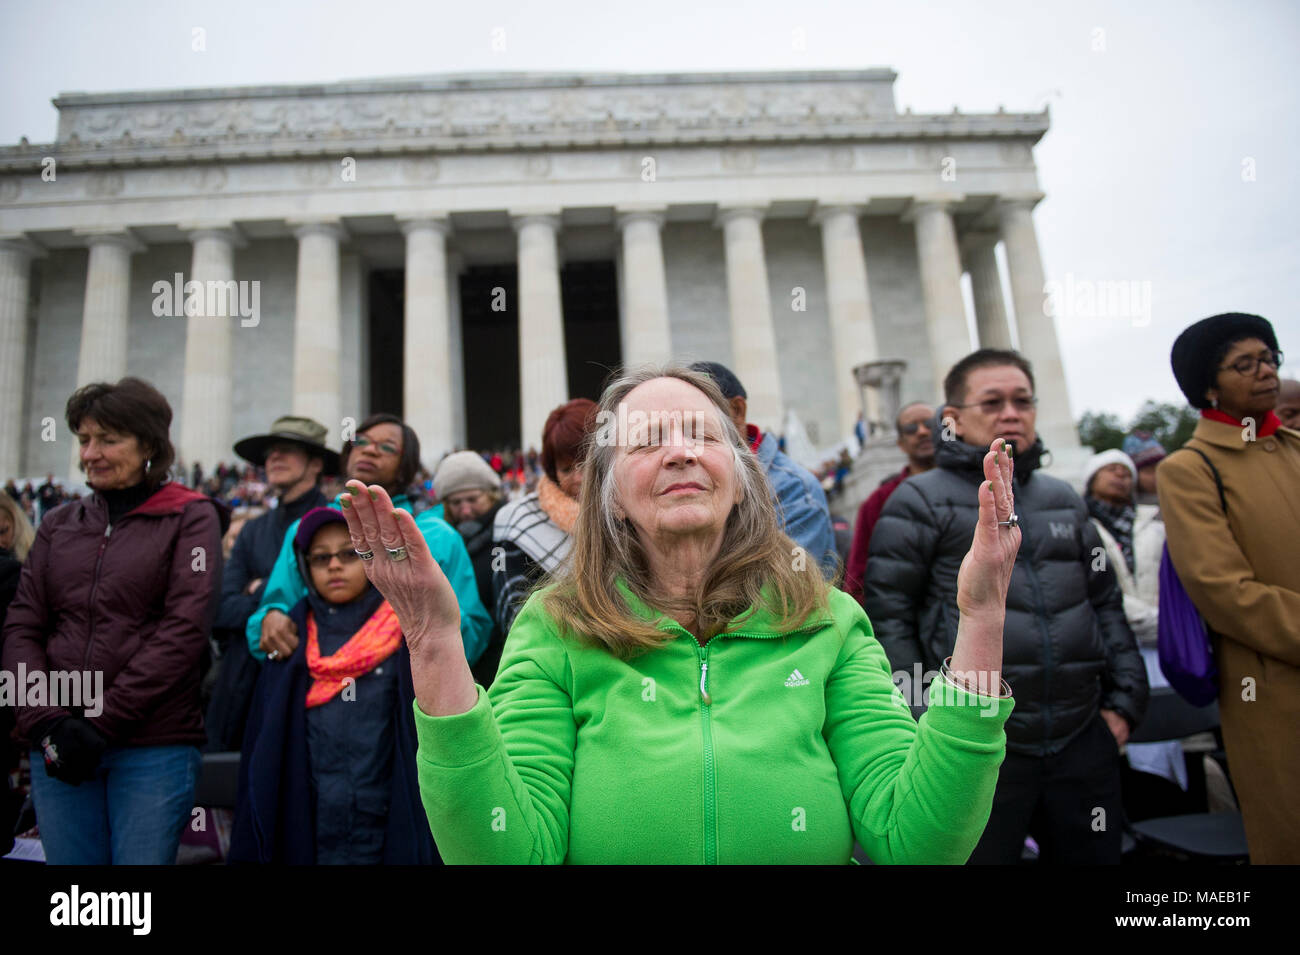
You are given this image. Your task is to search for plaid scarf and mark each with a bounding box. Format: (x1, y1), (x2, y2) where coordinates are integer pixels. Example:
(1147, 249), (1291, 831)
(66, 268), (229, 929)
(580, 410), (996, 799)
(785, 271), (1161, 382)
(1086, 497), (1136, 575)
(304, 600), (402, 708)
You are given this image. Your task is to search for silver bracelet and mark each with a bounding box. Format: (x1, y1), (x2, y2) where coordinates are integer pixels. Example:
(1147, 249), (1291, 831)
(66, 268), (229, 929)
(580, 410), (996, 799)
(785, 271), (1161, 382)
(939, 656), (1013, 699)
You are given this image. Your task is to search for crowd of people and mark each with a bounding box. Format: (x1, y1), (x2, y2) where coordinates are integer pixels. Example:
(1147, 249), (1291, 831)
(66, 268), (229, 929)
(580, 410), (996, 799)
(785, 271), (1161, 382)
(2, 476), (83, 528)
(0, 310), (1296, 866)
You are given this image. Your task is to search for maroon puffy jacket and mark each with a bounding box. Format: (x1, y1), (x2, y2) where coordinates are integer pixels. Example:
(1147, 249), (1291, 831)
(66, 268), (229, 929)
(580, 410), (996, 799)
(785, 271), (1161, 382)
(1, 482), (229, 747)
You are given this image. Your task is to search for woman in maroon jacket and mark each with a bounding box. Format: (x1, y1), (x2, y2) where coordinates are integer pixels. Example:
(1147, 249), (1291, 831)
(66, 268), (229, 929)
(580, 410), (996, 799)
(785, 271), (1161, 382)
(0, 377), (228, 864)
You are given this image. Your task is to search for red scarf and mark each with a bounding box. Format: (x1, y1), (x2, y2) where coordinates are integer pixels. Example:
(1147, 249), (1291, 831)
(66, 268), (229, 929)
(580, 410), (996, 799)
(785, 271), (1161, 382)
(745, 423), (763, 454)
(305, 600), (402, 708)
(1201, 408), (1281, 437)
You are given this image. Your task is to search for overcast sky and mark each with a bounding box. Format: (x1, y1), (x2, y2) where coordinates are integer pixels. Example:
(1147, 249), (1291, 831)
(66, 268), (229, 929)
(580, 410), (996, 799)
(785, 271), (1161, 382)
(2, 0), (1297, 423)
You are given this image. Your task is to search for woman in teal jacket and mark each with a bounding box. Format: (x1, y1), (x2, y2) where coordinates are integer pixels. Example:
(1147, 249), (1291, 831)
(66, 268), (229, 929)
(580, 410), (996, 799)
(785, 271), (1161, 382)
(342, 367), (1021, 864)
(249, 414), (490, 669)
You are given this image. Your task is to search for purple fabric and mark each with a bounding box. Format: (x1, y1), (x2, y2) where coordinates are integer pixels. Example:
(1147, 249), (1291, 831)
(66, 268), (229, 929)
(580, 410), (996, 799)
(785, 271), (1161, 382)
(1157, 541), (1219, 706)
(294, 506), (347, 553)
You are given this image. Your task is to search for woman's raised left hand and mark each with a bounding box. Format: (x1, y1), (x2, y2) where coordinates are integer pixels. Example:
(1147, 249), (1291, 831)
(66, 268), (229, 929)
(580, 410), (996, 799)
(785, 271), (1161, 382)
(339, 481), (462, 659)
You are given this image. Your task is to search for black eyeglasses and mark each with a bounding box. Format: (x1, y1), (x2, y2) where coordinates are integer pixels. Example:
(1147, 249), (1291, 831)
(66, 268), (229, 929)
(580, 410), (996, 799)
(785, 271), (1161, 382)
(898, 421), (931, 436)
(1219, 350), (1283, 377)
(956, 396), (1038, 416)
(307, 548), (362, 569)
(353, 436), (401, 455)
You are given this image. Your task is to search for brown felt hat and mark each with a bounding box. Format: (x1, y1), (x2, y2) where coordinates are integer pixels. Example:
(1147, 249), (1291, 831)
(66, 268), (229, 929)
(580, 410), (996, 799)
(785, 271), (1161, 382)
(233, 416), (341, 475)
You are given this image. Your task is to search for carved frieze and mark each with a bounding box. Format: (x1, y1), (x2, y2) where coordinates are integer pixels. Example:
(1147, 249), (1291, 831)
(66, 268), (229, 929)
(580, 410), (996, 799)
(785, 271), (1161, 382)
(50, 75), (906, 148)
(86, 172), (125, 197)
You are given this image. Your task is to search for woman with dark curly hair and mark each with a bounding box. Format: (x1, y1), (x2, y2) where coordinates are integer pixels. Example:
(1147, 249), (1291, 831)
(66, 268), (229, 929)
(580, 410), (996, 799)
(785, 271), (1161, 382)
(1, 377), (228, 864)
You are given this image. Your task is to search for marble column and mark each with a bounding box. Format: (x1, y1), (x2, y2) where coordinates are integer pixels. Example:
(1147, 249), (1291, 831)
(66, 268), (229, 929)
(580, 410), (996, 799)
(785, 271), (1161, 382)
(70, 231), (143, 479)
(400, 217), (455, 467)
(960, 231), (1013, 350)
(446, 253), (467, 451)
(904, 197), (971, 390)
(179, 225), (242, 470)
(715, 206), (783, 431)
(290, 220), (345, 441)
(512, 212), (568, 452)
(616, 207), (672, 366)
(999, 195), (1078, 449)
(74, 232), (142, 388)
(813, 204), (880, 437)
(0, 237), (42, 480)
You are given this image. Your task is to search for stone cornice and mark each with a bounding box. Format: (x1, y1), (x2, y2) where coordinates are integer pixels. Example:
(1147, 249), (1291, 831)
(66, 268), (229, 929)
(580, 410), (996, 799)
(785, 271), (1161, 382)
(0, 114), (1050, 174)
(52, 70), (903, 105)
(0, 115), (1050, 171)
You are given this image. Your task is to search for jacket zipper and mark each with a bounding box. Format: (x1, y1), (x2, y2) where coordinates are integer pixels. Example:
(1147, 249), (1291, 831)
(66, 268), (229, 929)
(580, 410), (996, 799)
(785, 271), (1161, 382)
(1014, 514), (1055, 749)
(692, 641), (717, 864)
(84, 522), (113, 670)
(681, 620), (825, 865)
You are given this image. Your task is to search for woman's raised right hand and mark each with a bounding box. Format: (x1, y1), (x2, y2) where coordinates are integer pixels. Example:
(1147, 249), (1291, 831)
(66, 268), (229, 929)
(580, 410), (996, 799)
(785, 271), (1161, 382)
(339, 480), (462, 659)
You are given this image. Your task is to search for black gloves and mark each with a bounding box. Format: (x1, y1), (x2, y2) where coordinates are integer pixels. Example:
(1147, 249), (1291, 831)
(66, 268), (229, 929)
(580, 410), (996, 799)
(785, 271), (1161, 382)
(38, 717), (107, 786)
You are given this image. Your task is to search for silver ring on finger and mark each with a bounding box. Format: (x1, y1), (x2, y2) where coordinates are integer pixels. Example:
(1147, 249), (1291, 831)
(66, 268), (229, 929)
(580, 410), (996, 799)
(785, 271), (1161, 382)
(268, 650), (280, 660)
(386, 545), (409, 562)
(355, 547), (375, 561)
(998, 513), (1019, 529)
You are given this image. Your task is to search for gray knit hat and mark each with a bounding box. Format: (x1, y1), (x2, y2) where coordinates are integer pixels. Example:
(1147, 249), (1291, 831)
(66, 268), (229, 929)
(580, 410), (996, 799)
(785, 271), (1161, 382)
(434, 451), (501, 500)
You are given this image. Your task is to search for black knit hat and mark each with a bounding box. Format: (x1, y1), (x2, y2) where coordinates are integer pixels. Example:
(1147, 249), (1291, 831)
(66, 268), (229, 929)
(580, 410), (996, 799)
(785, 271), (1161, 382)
(1170, 313), (1278, 409)
(689, 361), (747, 400)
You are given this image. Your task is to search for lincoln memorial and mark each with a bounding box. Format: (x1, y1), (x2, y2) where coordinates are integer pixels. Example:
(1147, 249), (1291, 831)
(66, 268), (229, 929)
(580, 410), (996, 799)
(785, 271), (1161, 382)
(0, 69), (1079, 482)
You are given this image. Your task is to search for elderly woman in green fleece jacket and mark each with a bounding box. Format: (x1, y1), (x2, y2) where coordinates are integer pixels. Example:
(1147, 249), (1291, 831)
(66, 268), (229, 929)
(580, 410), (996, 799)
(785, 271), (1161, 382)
(341, 366), (1020, 864)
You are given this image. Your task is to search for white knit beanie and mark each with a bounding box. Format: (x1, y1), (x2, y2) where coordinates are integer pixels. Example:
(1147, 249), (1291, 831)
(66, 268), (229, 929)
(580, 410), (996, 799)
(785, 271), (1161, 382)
(434, 451), (501, 500)
(1084, 448), (1137, 491)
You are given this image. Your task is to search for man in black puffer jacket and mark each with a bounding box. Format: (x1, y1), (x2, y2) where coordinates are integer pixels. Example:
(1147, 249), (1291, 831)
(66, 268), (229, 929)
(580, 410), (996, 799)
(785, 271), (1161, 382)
(864, 349), (1148, 864)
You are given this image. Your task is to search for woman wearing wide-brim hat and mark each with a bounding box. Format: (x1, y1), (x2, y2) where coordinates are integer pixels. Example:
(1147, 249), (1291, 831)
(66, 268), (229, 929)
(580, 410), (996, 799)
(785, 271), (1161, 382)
(1156, 312), (1300, 864)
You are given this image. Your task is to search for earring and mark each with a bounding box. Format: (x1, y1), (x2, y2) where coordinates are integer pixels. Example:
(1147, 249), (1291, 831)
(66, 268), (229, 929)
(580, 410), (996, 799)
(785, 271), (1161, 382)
(146, 458), (152, 472)
(1210, 396), (1218, 410)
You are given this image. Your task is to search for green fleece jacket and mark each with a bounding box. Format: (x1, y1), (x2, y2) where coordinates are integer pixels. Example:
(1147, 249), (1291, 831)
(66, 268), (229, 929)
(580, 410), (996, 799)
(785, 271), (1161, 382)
(414, 583), (1013, 864)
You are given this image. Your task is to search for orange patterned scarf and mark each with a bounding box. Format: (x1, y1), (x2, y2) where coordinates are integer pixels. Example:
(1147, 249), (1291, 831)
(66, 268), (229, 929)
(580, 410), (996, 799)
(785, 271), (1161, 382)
(536, 473), (579, 535)
(305, 600), (403, 708)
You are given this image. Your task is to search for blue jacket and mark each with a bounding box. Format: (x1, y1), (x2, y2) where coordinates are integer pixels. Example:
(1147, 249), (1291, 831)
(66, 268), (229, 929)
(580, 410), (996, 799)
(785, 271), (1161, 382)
(244, 492), (491, 665)
(756, 431), (837, 579)
(229, 596), (440, 865)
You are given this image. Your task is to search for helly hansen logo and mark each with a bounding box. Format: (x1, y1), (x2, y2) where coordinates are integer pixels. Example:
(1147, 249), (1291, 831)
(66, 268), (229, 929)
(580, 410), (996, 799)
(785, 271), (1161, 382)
(785, 669), (810, 687)
(1049, 521), (1074, 539)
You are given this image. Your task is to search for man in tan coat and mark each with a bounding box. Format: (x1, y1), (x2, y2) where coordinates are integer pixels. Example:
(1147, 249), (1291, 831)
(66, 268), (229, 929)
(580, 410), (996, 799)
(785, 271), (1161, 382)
(1158, 312), (1299, 864)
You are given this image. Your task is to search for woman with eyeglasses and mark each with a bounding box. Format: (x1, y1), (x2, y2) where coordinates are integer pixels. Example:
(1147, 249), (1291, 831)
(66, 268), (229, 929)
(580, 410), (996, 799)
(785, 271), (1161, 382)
(245, 413), (491, 674)
(231, 507), (436, 863)
(1157, 313), (1300, 864)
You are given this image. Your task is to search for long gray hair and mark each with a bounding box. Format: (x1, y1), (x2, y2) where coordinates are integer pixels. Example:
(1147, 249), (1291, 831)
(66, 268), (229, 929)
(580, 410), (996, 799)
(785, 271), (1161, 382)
(542, 365), (828, 655)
